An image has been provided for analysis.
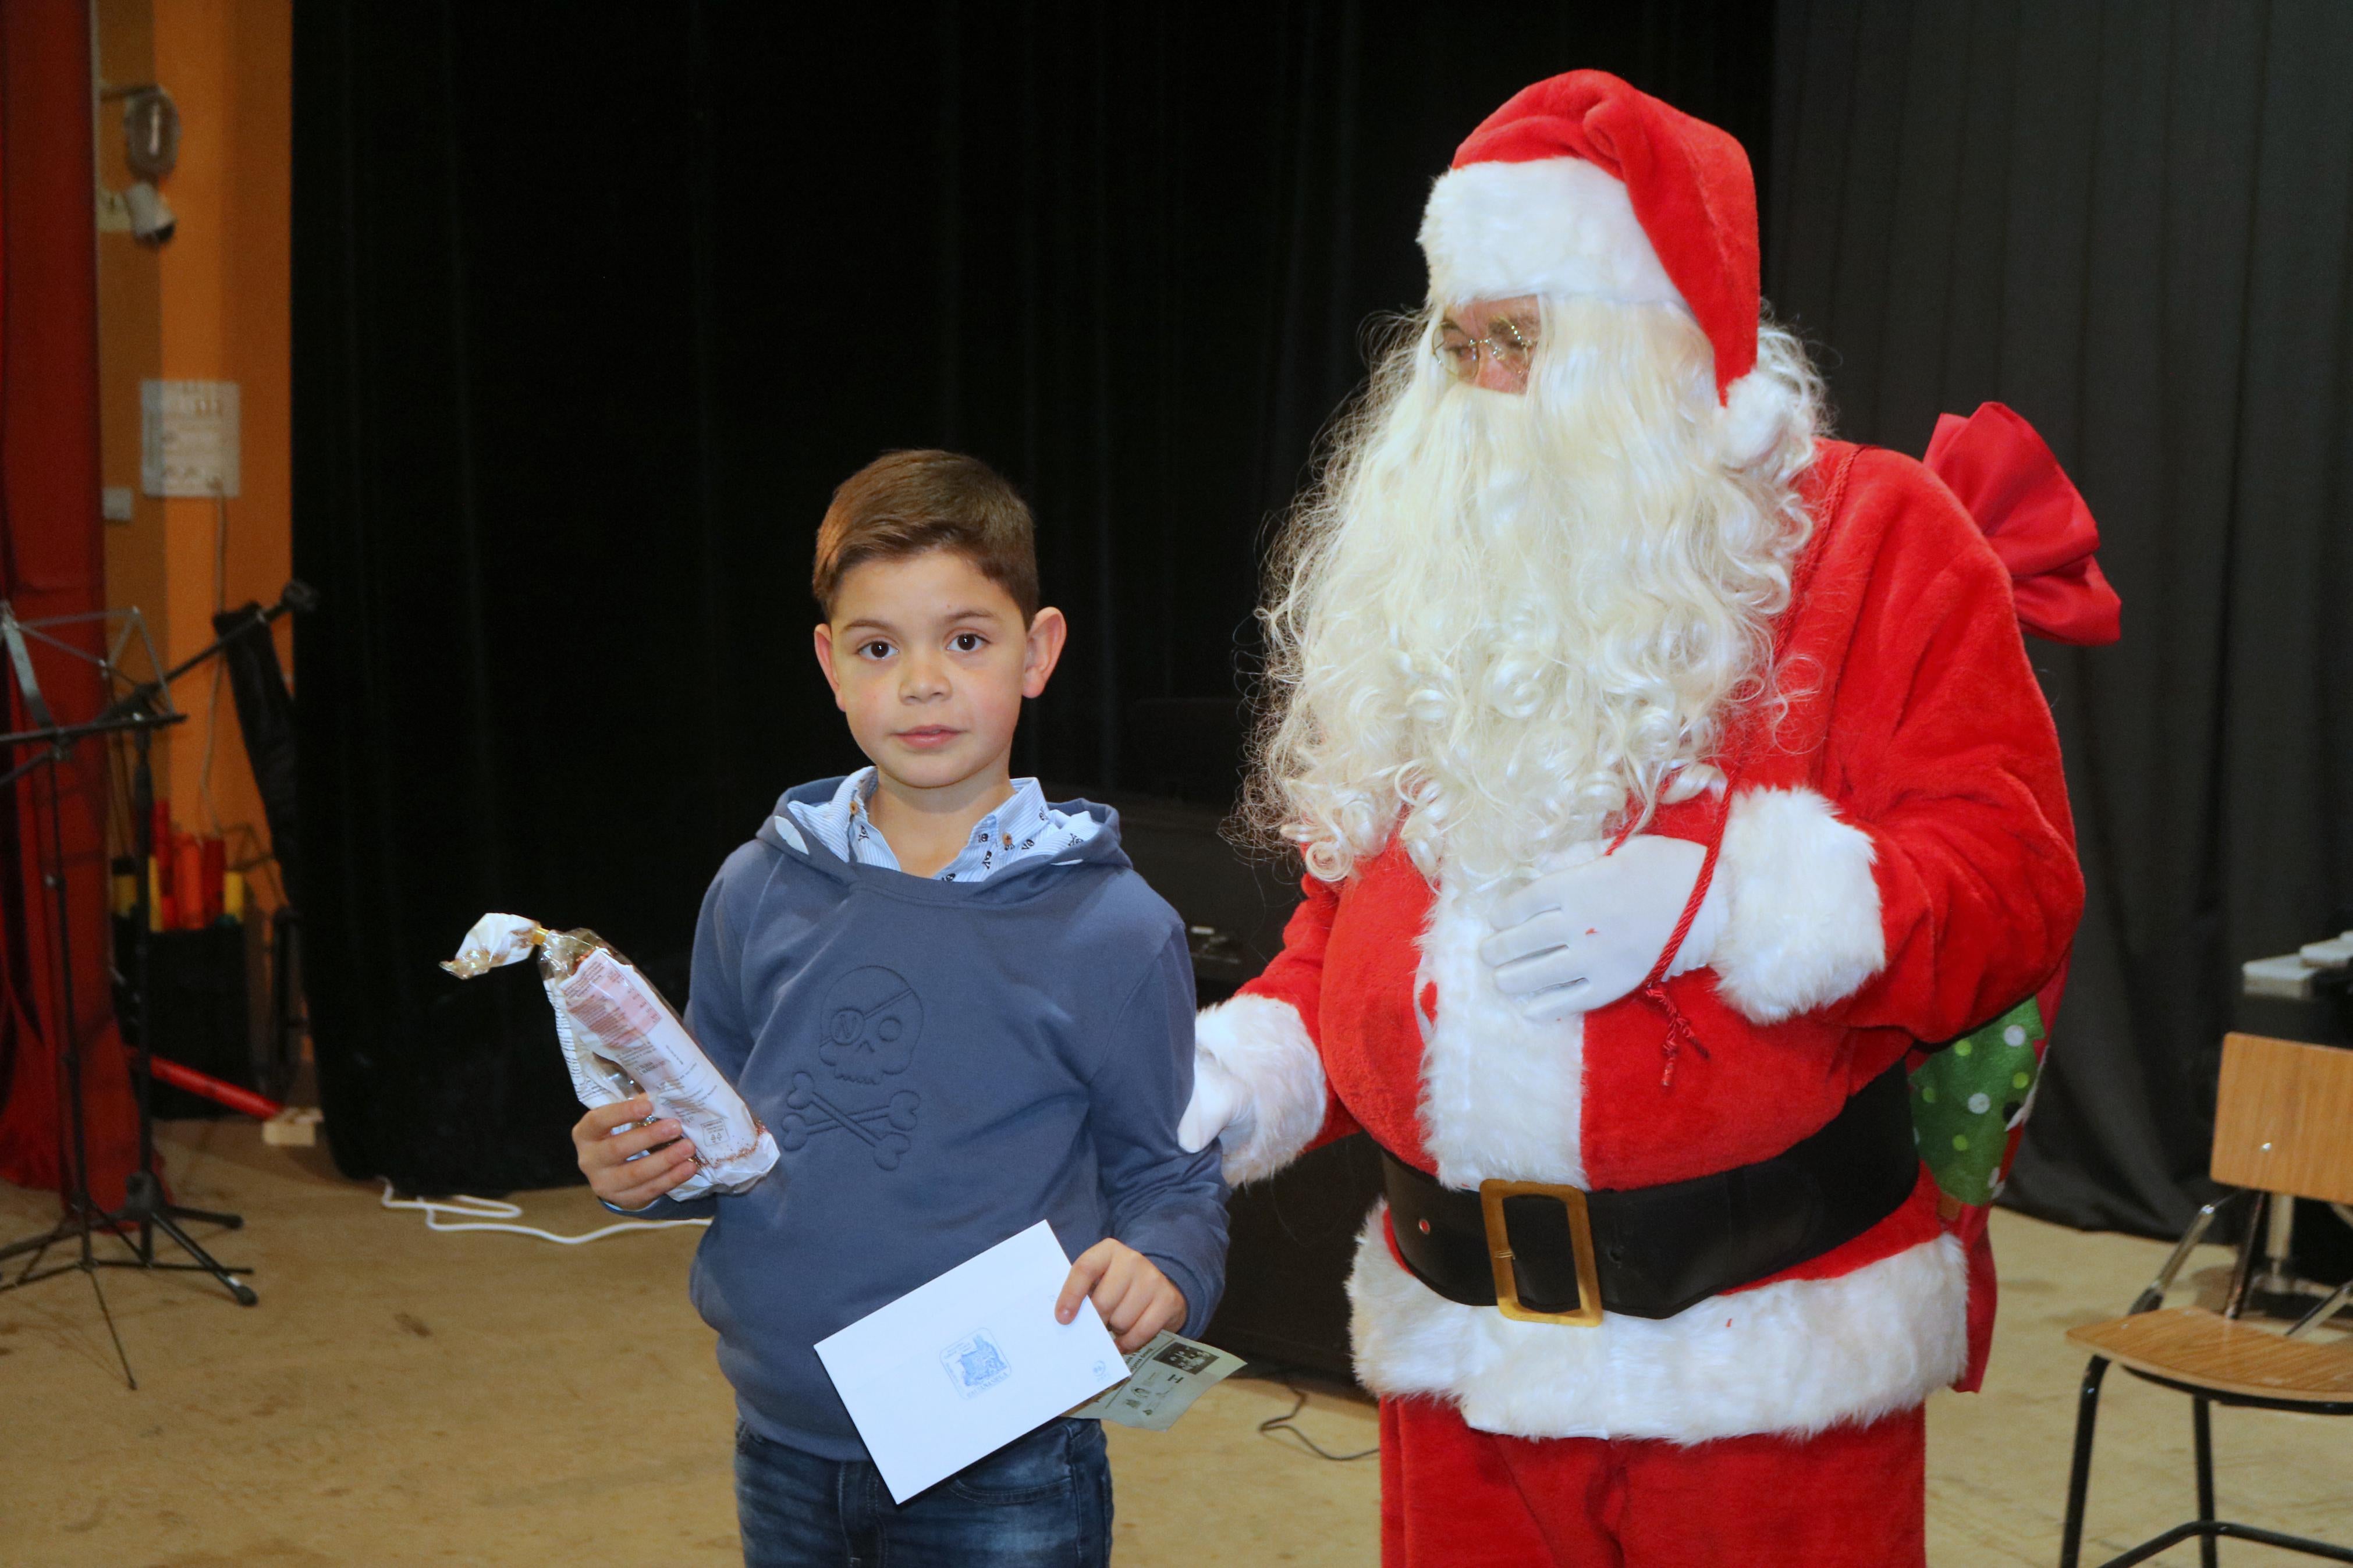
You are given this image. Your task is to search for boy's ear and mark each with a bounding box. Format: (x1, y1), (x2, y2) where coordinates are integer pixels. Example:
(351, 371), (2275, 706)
(1021, 607), (1068, 699)
(812, 623), (848, 711)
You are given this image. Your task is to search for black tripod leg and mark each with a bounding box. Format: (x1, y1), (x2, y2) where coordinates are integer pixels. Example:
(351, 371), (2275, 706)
(160, 1202), (244, 1231)
(105, 1172), (256, 1304)
(86, 1261), (136, 1390)
(139, 1208), (257, 1306)
(0, 1219), (69, 1271)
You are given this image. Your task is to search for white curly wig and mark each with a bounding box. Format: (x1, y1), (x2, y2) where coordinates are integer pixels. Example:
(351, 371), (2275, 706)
(1244, 296), (1826, 888)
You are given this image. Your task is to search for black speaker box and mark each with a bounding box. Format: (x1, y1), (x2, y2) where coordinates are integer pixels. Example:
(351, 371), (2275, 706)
(113, 916), (258, 1118)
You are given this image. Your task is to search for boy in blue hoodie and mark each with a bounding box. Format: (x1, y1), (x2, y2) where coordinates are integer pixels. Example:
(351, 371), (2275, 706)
(571, 450), (1227, 1568)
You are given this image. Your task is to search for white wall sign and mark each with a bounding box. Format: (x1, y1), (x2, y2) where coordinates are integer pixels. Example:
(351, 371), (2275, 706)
(140, 378), (240, 498)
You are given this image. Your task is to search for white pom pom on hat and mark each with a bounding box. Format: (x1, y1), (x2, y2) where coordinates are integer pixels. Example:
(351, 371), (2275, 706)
(1714, 367), (1795, 467)
(1420, 68), (1786, 456)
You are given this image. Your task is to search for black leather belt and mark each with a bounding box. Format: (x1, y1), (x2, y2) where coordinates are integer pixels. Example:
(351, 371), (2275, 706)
(1380, 1064), (1919, 1324)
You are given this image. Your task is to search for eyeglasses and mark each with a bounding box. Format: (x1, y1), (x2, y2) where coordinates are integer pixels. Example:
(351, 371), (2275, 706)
(1433, 313), (1539, 382)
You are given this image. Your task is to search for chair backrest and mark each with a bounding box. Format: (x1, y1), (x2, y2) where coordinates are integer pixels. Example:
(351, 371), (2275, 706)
(2211, 1033), (2353, 1206)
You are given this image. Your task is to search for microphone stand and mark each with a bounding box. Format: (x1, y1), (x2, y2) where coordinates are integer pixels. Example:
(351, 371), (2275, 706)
(0, 585), (309, 1384)
(102, 591), (313, 1303)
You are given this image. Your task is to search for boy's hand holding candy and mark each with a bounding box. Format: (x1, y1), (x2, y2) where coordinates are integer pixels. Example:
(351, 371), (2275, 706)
(572, 1096), (701, 1211)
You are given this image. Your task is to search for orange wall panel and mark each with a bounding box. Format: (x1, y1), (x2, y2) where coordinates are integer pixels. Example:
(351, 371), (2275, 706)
(96, 0), (292, 911)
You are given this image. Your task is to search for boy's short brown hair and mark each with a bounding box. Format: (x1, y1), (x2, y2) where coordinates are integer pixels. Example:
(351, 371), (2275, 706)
(812, 450), (1039, 623)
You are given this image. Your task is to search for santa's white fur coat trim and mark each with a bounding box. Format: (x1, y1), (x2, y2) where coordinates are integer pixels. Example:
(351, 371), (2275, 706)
(1199, 793), (1886, 1194)
(1710, 786), (1887, 1024)
(1350, 1209), (1967, 1442)
(1194, 994), (1325, 1186)
(1418, 874), (1589, 1188)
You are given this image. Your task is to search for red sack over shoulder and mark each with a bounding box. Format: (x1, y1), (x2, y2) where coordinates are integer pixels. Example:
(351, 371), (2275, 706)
(1924, 402), (2121, 646)
(1915, 402), (2118, 1391)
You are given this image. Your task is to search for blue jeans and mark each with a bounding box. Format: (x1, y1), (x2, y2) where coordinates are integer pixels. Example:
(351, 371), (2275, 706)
(734, 1416), (1112, 1568)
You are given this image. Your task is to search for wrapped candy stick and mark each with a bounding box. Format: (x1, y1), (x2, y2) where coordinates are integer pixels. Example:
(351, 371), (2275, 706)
(442, 912), (778, 1199)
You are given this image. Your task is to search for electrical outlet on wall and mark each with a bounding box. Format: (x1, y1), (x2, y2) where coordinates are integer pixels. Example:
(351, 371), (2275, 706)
(141, 379), (240, 498)
(102, 486), (135, 522)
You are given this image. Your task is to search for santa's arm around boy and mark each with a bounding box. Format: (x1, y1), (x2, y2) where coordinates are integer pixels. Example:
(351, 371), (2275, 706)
(1180, 70), (2083, 1568)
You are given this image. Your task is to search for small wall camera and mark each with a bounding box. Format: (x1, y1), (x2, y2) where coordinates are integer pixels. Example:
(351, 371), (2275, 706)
(125, 180), (176, 245)
(117, 86), (181, 247)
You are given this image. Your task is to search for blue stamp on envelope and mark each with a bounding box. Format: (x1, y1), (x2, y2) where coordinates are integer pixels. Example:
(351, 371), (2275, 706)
(941, 1329), (1012, 1399)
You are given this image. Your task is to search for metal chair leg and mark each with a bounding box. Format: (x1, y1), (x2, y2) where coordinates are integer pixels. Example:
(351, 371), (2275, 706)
(2061, 1356), (2111, 1568)
(2192, 1397), (2217, 1568)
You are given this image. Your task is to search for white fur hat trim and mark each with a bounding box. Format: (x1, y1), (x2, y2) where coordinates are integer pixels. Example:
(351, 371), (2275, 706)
(1418, 157), (1687, 312)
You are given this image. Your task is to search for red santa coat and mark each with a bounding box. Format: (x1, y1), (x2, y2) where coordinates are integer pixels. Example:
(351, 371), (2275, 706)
(1200, 439), (2084, 1444)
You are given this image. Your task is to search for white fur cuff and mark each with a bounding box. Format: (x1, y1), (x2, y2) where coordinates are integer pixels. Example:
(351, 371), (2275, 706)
(1418, 158), (1685, 311)
(1195, 994), (1326, 1185)
(1709, 787), (1887, 1023)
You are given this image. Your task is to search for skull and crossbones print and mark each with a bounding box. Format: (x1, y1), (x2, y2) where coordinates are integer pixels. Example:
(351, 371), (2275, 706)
(783, 966), (925, 1168)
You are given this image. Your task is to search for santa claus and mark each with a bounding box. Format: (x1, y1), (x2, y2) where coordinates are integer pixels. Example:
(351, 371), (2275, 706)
(1177, 72), (2088, 1567)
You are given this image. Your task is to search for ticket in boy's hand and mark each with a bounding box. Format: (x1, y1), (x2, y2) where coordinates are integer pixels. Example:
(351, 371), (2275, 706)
(1067, 1330), (1246, 1431)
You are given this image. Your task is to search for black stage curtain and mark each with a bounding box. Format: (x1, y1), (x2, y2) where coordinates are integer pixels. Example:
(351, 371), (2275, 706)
(1769, 1), (2353, 1236)
(293, 2), (1774, 1189)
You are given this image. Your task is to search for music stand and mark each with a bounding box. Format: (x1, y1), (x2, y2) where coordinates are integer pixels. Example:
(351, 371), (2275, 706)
(0, 599), (262, 1388)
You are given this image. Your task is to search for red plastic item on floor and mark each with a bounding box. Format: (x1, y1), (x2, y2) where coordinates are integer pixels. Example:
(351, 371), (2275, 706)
(148, 1055), (282, 1121)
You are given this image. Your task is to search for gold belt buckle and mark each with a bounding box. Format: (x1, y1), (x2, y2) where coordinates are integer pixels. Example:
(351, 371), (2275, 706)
(1478, 1179), (1605, 1326)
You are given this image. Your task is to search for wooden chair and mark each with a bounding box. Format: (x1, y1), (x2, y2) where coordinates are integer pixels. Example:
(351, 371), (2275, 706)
(2059, 1033), (2353, 1568)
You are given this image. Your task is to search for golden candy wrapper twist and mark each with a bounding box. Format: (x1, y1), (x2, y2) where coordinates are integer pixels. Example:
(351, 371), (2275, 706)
(441, 912), (778, 1200)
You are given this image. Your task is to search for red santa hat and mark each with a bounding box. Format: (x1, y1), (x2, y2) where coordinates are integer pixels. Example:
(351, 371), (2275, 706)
(1418, 70), (1790, 460)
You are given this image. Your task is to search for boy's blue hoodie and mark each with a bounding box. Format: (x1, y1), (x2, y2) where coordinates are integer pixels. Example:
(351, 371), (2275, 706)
(652, 778), (1229, 1460)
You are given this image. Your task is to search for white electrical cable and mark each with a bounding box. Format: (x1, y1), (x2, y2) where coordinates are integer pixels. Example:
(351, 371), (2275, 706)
(378, 1179), (708, 1245)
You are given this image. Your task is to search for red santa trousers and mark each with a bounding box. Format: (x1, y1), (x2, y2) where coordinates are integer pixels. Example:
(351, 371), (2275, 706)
(1378, 1395), (1926, 1568)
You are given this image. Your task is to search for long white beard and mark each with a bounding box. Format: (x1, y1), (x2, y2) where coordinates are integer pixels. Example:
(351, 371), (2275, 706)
(1250, 298), (1820, 888)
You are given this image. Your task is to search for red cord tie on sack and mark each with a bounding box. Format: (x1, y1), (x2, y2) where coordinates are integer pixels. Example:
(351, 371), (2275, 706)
(1607, 776), (1731, 1089)
(1644, 979), (1710, 1089)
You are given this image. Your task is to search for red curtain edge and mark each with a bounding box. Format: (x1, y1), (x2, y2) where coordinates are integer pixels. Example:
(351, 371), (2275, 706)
(0, 0), (141, 1209)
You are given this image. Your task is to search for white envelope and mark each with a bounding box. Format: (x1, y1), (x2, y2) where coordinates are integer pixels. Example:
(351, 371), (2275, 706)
(814, 1221), (1127, 1502)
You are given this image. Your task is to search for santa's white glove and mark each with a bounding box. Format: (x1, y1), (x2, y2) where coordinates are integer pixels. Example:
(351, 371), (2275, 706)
(1478, 836), (1729, 1022)
(1176, 1051), (1251, 1154)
